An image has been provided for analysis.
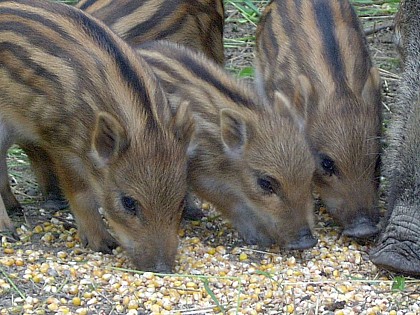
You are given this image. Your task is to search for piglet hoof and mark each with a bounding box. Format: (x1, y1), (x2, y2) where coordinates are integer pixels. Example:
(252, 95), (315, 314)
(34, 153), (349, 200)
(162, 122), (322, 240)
(342, 217), (380, 239)
(182, 205), (205, 221)
(286, 227), (318, 250)
(79, 231), (118, 254)
(0, 230), (20, 242)
(8, 205), (24, 216)
(0, 223), (19, 241)
(42, 196), (69, 211)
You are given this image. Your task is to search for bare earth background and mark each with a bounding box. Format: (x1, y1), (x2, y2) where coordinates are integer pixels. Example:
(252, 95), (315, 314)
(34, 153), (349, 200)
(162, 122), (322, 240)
(1, 1), (419, 315)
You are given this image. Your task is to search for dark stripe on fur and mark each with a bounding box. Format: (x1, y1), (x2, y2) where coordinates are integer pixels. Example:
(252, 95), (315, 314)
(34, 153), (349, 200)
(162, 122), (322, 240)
(313, 1), (346, 82)
(0, 42), (63, 93)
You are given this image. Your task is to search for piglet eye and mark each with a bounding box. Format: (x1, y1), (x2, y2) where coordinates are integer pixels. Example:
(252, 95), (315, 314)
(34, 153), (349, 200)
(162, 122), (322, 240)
(258, 177), (275, 194)
(320, 155), (335, 175)
(121, 195), (137, 214)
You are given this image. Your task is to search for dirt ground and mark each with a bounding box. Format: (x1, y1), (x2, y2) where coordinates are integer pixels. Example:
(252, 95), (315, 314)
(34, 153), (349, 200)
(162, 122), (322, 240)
(1, 2), (418, 315)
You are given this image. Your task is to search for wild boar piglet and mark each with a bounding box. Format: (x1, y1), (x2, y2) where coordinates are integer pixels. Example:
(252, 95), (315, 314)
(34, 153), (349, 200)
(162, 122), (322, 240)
(0, 0), (194, 272)
(24, 0), (225, 212)
(76, 0), (225, 64)
(137, 40), (318, 250)
(256, 0), (383, 239)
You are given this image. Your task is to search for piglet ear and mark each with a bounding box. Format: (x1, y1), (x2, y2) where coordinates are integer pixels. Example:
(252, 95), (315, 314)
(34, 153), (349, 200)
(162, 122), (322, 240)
(273, 75), (315, 132)
(361, 67), (381, 107)
(293, 74), (314, 118)
(171, 100), (195, 145)
(91, 112), (129, 167)
(220, 108), (248, 156)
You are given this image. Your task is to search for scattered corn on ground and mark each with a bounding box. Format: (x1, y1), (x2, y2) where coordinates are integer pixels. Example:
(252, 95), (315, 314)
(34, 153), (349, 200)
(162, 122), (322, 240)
(1, 204), (419, 314)
(2, 1), (419, 314)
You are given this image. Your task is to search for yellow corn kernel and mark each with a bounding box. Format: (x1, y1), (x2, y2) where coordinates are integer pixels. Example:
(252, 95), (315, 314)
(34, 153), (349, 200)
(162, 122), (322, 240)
(239, 253), (248, 261)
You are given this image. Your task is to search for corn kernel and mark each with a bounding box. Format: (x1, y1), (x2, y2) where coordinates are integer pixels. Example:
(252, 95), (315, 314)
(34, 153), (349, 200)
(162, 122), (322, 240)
(207, 247), (216, 255)
(76, 308), (88, 315)
(189, 237), (200, 244)
(201, 203), (210, 210)
(143, 272), (154, 280)
(4, 248), (14, 254)
(1, 258), (15, 266)
(186, 282), (197, 288)
(72, 297), (81, 306)
(33, 225), (43, 233)
(68, 285), (79, 295)
(59, 306), (70, 314)
(57, 251), (67, 259)
(32, 274), (43, 283)
(255, 303), (263, 312)
(122, 296), (130, 306)
(47, 303), (58, 311)
(239, 253), (248, 261)
(286, 257), (296, 266)
(216, 246), (226, 254)
(127, 300), (138, 310)
(265, 290), (273, 299)
(337, 285), (347, 293)
(150, 304), (161, 313)
(66, 242), (75, 248)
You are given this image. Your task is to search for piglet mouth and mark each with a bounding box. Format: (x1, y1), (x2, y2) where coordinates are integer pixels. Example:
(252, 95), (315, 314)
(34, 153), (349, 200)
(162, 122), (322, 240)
(342, 216), (380, 239)
(285, 227), (318, 250)
(123, 245), (176, 273)
(128, 252), (175, 273)
(241, 232), (275, 247)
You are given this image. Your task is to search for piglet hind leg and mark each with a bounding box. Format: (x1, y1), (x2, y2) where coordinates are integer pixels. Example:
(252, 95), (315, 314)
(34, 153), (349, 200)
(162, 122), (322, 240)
(55, 162), (118, 254)
(0, 145), (22, 214)
(0, 194), (18, 240)
(22, 144), (68, 211)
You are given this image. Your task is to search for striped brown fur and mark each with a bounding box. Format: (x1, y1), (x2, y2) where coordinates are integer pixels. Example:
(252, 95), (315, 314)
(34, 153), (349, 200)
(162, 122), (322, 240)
(136, 40), (317, 249)
(0, 0), (194, 272)
(76, 0), (224, 64)
(256, 0), (383, 238)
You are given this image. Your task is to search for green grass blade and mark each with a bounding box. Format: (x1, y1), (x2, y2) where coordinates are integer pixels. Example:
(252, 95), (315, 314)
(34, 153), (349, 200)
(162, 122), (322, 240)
(202, 278), (226, 314)
(0, 265), (26, 299)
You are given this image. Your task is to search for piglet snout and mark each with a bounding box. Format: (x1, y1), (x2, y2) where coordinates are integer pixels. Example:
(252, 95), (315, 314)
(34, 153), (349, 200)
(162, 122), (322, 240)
(286, 227), (318, 250)
(342, 216), (380, 238)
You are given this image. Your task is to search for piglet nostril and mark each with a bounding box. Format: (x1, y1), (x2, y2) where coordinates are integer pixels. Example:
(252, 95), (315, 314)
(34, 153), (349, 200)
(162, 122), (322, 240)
(342, 216), (380, 239)
(286, 227), (318, 250)
(148, 262), (173, 274)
